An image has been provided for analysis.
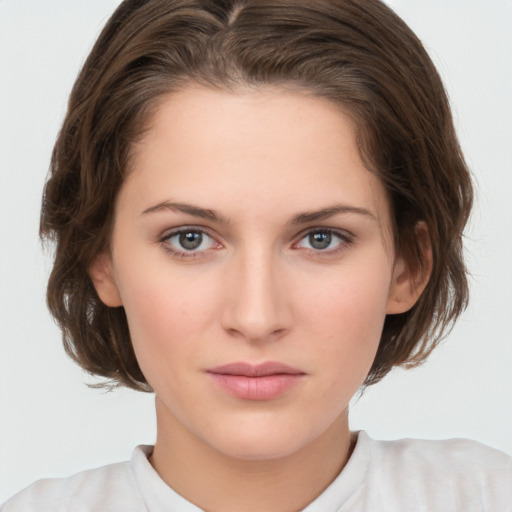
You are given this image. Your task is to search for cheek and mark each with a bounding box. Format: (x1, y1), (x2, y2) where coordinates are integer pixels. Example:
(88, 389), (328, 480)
(115, 265), (222, 377)
(296, 259), (392, 378)
(303, 259), (390, 328)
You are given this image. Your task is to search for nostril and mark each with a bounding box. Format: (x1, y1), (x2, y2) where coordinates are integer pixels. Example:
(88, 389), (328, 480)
(220, 264), (293, 342)
(225, 324), (289, 344)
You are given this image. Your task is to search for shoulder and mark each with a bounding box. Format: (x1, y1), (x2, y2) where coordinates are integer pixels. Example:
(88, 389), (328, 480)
(372, 434), (512, 476)
(359, 432), (512, 510)
(1, 451), (147, 512)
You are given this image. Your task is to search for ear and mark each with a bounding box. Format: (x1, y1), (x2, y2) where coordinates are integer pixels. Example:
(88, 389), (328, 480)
(386, 222), (432, 314)
(88, 253), (123, 307)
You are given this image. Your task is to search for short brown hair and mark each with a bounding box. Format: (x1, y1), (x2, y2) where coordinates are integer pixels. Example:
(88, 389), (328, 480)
(41, 0), (473, 390)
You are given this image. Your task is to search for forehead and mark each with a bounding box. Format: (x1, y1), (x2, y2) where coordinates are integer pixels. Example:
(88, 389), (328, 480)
(123, 86), (391, 228)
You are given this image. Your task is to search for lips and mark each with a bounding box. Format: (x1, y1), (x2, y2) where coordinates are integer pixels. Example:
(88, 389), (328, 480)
(206, 362), (305, 400)
(208, 362), (304, 377)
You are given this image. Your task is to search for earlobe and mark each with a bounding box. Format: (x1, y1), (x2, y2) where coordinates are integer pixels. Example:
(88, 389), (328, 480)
(88, 253), (123, 307)
(386, 222), (432, 314)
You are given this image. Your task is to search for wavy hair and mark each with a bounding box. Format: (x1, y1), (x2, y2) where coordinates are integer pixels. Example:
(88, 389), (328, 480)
(41, 0), (473, 390)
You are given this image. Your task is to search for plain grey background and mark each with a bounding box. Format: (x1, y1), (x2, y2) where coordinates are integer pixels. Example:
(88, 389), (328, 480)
(1, 0), (511, 502)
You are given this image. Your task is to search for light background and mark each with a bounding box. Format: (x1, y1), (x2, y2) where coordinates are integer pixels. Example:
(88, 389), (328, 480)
(1, 0), (511, 503)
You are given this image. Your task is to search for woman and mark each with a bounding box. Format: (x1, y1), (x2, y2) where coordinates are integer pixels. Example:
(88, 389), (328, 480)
(2, 1), (511, 510)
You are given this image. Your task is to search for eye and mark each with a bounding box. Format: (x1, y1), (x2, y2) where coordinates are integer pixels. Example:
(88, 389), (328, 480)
(295, 229), (351, 253)
(161, 228), (220, 256)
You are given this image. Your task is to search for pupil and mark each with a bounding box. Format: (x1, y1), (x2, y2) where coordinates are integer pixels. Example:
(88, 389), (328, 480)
(179, 231), (202, 250)
(310, 232), (331, 250)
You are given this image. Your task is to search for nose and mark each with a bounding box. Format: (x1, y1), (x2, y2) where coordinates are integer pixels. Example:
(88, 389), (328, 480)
(221, 246), (293, 344)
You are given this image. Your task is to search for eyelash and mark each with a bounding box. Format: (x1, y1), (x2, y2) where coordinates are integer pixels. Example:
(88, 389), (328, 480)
(158, 227), (221, 261)
(294, 228), (354, 257)
(158, 226), (354, 260)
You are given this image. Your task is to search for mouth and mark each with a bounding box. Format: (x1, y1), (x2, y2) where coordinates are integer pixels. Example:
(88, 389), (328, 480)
(206, 362), (305, 400)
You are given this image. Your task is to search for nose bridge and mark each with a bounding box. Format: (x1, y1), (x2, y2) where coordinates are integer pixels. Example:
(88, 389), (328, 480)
(222, 241), (291, 342)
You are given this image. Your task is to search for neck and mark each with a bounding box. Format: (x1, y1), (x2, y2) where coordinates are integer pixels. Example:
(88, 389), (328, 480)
(149, 398), (354, 512)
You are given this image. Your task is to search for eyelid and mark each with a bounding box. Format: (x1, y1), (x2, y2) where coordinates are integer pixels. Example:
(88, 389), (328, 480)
(294, 226), (354, 242)
(157, 225), (355, 261)
(158, 225), (223, 259)
(159, 224), (218, 241)
(292, 227), (355, 254)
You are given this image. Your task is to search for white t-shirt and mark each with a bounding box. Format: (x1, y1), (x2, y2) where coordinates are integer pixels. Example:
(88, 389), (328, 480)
(2, 431), (511, 511)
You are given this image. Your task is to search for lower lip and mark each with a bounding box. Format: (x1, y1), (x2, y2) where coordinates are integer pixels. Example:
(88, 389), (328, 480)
(207, 373), (304, 400)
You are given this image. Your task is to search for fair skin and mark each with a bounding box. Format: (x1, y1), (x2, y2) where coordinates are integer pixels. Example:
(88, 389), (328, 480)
(90, 87), (428, 512)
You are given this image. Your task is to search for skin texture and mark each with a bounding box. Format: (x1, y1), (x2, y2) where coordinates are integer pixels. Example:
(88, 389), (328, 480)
(90, 87), (428, 511)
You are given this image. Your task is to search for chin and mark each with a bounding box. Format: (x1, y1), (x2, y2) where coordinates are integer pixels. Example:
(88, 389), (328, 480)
(199, 416), (323, 462)
(214, 435), (306, 461)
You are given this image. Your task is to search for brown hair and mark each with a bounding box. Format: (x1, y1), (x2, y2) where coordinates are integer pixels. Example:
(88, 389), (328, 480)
(41, 0), (473, 390)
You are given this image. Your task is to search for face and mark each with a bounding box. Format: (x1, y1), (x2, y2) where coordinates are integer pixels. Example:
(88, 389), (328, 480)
(92, 87), (418, 461)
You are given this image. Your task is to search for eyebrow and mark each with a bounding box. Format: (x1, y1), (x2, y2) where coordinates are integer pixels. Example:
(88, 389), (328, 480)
(141, 201), (228, 223)
(141, 200), (376, 225)
(290, 205), (376, 224)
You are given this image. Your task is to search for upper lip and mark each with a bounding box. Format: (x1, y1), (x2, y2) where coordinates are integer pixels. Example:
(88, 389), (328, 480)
(207, 362), (305, 377)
